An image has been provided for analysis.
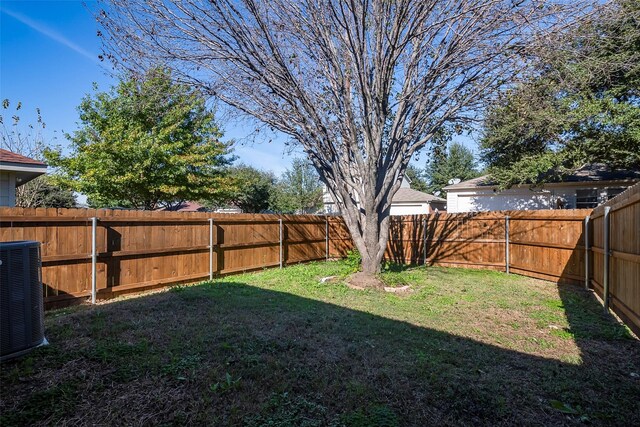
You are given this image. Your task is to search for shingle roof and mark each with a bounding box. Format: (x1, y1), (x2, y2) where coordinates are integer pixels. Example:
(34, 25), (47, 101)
(560, 164), (640, 182)
(442, 175), (493, 190)
(0, 149), (46, 166)
(160, 201), (208, 212)
(392, 188), (445, 203)
(443, 164), (640, 190)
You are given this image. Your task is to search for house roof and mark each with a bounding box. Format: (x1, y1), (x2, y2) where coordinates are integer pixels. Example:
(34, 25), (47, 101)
(443, 175), (493, 190)
(159, 201), (208, 212)
(392, 188), (445, 203)
(443, 164), (640, 191)
(560, 164), (640, 182)
(0, 149), (47, 187)
(0, 149), (46, 166)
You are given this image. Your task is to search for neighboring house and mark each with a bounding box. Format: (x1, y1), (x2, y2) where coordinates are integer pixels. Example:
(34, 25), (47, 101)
(389, 187), (447, 215)
(323, 177), (446, 215)
(0, 149), (47, 207)
(444, 164), (640, 213)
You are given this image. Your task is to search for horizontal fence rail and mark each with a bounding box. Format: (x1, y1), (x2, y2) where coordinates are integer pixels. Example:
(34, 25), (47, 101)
(0, 194), (637, 337)
(0, 208), (339, 308)
(385, 210), (592, 284)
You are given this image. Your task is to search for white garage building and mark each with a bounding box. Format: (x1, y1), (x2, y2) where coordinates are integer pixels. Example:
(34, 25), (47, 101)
(443, 164), (640, 213)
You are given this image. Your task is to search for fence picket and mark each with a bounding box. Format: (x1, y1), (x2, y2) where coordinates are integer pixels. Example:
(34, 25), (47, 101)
(0, 189), (637, 337)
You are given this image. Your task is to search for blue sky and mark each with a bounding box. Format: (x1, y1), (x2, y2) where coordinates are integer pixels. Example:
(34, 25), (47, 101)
(1, 1), (478, 178)
(0, 0), (301, 175)
(1, 2), (112, 146)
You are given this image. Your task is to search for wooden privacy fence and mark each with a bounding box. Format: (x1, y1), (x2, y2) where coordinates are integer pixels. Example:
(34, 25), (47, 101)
(385, 201), (639, 335)
(0, 199), (638, 335)
(0, 208), (352, 308)
(385, 209), (592, 285)
(589, 183), (640, 335)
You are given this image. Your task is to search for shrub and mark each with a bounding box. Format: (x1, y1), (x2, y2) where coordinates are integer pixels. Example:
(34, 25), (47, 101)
(345, 249), (361, 273)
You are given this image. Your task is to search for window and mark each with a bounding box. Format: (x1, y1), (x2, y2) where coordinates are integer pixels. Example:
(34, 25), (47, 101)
(576, 189), (598, 209)
(606, 187), (626, 201)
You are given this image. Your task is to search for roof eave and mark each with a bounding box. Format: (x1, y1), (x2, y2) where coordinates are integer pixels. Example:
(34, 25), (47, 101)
(1, 162), (48, 173)
(1, 162), (48, 187)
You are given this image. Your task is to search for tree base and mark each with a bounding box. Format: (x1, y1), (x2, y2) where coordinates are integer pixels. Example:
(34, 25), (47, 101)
(345, 272), (385, 290)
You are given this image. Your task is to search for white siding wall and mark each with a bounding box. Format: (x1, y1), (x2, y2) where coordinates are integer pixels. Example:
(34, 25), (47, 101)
(0, 171), (16, 207)
(447, 188), (553, 213)
(446, 183), (632, 213)
(390, 202), (430, 216)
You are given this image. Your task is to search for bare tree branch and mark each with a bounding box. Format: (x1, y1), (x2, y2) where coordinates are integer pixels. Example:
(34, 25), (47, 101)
(96, 0), (592, 275)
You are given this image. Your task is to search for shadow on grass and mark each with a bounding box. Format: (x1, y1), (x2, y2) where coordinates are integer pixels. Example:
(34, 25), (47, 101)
(381, 262), (421, 272)
(1, 278), (639, 426)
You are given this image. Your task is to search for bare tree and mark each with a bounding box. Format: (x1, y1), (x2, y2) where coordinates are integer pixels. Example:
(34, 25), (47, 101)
(97, 0), (589, 277)
(1, 100), (46, 161)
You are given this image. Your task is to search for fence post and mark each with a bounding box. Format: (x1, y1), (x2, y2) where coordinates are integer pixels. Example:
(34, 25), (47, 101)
(603, 206), (611, 313)
(91, 217), (97, 305)
(279, 218), (284, 269)
(325, 216), (329, 261)
(584, 215), (590, 290)
(423, 217), (427, 266)
(505, 216), (510, 274)
(208, 218), (214, 281)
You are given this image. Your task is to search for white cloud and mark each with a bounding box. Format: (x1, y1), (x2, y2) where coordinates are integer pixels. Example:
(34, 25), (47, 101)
(2, 7), (100, 64)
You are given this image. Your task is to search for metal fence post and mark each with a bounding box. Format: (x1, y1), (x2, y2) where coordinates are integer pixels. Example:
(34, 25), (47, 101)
(584, 215), (590, 290)
(423, 217), (427, 266)
(91, 217), (97, 304)
(325, 216), (329, 261)
(208, 218), (214, 281)
(505, 216), (510, 274)
(603, 207), (611, 313)
(279, 218), (284, 269)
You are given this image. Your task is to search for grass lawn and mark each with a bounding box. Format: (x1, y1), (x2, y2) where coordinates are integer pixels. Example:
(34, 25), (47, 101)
(1, 261), (639, 426)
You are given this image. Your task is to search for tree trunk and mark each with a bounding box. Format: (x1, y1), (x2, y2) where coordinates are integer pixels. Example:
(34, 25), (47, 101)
(341, 197), (392, 278)
(361, 250), (383, 275)
(99, 0), (588, 282)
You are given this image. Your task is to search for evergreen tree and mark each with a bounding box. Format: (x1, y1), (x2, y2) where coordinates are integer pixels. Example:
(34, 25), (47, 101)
(15, 176), (76, 208)
(424, 142), (480, 194)
(404, 165), (429, 193)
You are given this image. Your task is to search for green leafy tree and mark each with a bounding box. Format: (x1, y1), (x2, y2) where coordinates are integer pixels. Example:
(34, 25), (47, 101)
(212, 164), (276, 213)
(271, 158), (323, 214)
(424, 142), (480, 194)
(46, 68), (234, 209)
(481, 0), (640, 188)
